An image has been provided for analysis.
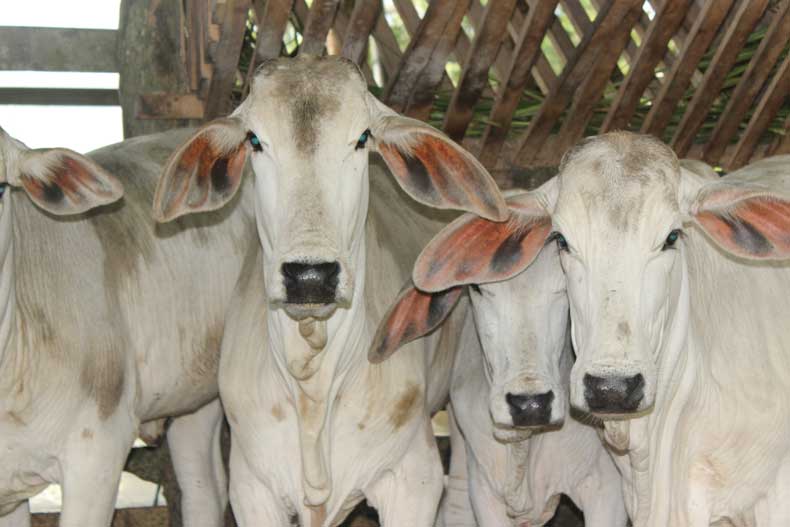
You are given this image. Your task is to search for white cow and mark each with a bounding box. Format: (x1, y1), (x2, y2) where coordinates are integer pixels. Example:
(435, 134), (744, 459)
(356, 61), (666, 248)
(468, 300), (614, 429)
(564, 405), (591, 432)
(373, 190), (626, 527)
(0, 127), (255, 527)
(412, 132), (790, 526)
(151, 56), (507, 527)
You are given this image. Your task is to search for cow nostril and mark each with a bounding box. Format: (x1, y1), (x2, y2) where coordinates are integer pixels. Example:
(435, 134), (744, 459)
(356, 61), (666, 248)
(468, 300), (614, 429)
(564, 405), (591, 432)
(583, 373), (645, 413)
(281, 261), (341, 305)
(505, 391), (554, 427)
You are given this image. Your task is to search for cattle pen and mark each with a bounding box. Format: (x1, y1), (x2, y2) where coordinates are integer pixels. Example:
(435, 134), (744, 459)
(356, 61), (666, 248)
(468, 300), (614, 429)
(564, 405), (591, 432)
(1, 0), (789, 526)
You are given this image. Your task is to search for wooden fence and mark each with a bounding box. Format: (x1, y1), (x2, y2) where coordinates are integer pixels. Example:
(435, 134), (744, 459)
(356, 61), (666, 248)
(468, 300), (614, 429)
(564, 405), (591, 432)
(131, 0), (790, 175)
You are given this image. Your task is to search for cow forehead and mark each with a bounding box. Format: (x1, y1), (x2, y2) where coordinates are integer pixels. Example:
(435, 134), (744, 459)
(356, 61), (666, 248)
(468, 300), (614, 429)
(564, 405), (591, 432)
(555, 132), (680, 232)
(245, 56), (369, 152)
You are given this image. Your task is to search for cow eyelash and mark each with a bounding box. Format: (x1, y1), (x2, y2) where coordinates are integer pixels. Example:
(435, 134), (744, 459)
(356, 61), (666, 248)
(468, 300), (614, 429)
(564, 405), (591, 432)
(662, 229), (684, 251)
(548, 232), (569, 252)
(355, 129), (371, 150)
(247, 131), (263, 152)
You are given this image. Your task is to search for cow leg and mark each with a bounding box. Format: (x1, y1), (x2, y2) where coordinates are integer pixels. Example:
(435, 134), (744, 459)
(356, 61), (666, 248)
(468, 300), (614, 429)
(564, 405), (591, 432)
(0, 501), (30, 527)
(227, 439), (288, 526)
(466, 461), (511, 527)
(439, 406), (476, 527)
(58, 414), (135, 527)
(167, 399), (228, 527)
(366, 421), (444, 527)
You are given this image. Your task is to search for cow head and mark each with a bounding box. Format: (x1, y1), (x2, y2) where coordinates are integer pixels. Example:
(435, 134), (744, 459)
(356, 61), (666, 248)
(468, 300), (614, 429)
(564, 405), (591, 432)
(371, 187), (569, 436)
(0, 126), (123, 215)
(153, 56), (506, 322)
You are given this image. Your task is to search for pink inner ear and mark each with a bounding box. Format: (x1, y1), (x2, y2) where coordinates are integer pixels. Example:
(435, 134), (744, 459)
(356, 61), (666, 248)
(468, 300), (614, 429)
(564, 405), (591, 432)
(696, 197), (790, 259)
(370, 285), (463, 363)
(413, 211), (552, 292)
(378, 134), (506, 221)
(20, 154), (118, 209)
(155, 130), (246, 221)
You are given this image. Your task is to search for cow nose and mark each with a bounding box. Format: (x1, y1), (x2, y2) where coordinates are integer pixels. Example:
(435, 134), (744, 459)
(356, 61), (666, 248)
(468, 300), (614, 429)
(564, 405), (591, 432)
(505, 391), (555, 427)
(281, 261), (340, 305)
(583, 373), (644, 414)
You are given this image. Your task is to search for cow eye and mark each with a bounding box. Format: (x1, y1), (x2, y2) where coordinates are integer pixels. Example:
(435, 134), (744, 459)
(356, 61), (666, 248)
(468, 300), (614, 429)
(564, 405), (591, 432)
(0, 184), (6, 198)
(469, 284), (481, 294)
(549, 232), (569, 252)
(355, 129), (371, 150)
(247, 131), (263, 152)
(662, 229), (683, 251)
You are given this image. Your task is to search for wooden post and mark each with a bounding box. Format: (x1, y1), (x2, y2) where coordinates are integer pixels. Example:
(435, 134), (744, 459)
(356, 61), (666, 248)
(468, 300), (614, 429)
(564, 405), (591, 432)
(117, 0), (202, 138)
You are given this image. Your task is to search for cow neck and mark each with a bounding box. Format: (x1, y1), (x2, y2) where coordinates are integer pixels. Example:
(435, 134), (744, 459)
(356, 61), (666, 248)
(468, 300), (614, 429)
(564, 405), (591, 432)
(267, 233), (369, 509)
(0, 196), (16, 373)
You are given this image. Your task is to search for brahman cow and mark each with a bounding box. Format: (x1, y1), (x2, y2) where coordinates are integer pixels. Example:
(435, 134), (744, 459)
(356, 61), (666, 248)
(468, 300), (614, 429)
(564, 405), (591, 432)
(0, 127), (254, 527)
(412, 132), (790, 526)
(373, 189), (626, 527)
(151, 56), (507, 527)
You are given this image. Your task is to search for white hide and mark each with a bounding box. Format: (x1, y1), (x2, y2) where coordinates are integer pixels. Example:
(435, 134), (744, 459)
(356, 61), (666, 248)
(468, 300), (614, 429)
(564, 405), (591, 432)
(145, 56), (507, 527)
(220, 160), (460, 527)
(0, 128), (254, 527)
(548, 135), (790, 526)
(439, 236), (626, 527)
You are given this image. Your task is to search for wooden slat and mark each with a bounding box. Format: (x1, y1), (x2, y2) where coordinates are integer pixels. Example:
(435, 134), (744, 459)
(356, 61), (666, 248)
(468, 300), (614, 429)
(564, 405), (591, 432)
(559, 0), (592, 36)
(442, 0), (518, 141)
(370, 12), (404, 80)
(640, 0), (735, 137)
(551, 1), (644, 156)
(0, 27), (117, 72)
(703, 0), (790, 163)
(774, 118), (790, 156)
(300, 0), (341, 56)
(184, 0), (208, 92)
(478, 0), (559, 168)
(383, 0), (472, 119)
(726, 52), (790, 169)
(512, 0), (643, 167)
(671, 0), (769, 156)
(0, 87), (119, 106)
(601, 0), (692, 132)
(341, 0), (382, 65)
(253, 0), (296, 63)
(203, 0), (250, 119)
(138, 93), (205, 119)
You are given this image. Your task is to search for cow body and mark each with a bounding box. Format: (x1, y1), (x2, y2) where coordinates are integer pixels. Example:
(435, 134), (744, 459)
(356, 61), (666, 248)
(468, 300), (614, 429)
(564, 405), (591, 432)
(409, 132), (790, 526)
(219, 163), (459, 526)
(0, 129), (254, 527)
(152, 56), (506, 527)
(555, 147), (790, 527)
(374, 194), (625, 527)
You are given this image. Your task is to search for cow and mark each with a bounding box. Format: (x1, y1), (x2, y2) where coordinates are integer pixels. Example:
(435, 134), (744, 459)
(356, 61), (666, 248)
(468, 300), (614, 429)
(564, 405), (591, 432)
(151, 55), (507, 527)
(411, 131), (790, 526)
(372, 188), (627, 527)
(0, 126), (255, 527)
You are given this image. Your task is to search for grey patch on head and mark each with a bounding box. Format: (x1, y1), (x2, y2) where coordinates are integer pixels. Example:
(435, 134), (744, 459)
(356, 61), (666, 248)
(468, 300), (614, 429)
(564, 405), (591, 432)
(561, 132), (681, 230)
(291, 98), (326, 154)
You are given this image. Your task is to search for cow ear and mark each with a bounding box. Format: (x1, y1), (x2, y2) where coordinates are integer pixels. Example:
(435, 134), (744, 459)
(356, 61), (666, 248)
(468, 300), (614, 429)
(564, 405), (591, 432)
(367, 94), (507, 222)
(369, 283), (463, 363)
(153, 118), (249, 222)
(13, 148), (123, 215)
(413, 190), (553, 292)
(689, 181), (790, 260)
